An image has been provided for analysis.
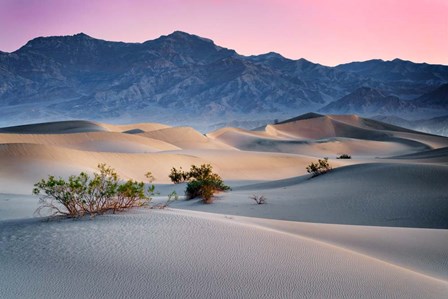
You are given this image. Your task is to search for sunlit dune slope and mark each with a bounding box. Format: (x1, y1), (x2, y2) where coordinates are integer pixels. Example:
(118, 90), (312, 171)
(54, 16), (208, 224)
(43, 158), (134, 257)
(208, 114), (448, 157)
(100, 122), (171, 133)
(138, 126), (235, 150)
(0, 132), (180, 153)
(0, 143), (318, 194)
(178, 162), (448, 228)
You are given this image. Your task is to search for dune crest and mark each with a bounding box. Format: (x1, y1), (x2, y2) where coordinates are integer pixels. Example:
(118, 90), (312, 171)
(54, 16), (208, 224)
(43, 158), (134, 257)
(1, 114), (448, 298)
(0, 115), (447, 194)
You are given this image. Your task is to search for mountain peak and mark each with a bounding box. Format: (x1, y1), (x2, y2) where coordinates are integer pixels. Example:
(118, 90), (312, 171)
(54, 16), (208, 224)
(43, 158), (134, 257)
(169, 30), (193, 37)
(142, 30), (236, 64)
(162, 30), (215, 44)
(73, 32), (93, 39)
(259, 52), (285, 59)
(2, 32), (448, 133)
(17, 32), (100, 52)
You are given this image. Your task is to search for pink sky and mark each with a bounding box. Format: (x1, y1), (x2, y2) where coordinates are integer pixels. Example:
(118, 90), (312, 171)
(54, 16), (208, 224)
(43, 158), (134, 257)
(1, 0), (447, 66)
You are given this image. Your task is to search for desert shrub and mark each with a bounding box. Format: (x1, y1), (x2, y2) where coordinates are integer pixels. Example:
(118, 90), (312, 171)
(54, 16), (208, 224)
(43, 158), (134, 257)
(336, 154), (351, 159)
(168, 167), (190, 184)
(185, 180), (203, 199)
(250, 194), (267, 204)
(151, 191), (179, 209)
(33, 164), (155, 218)
(306, 157), (332, 177)
(171, 164), (230, 203)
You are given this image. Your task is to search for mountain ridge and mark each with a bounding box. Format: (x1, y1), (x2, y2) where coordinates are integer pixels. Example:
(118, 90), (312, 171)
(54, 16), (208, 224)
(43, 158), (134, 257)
(1, 31), (447, 133)
(319, 87), (418, 115)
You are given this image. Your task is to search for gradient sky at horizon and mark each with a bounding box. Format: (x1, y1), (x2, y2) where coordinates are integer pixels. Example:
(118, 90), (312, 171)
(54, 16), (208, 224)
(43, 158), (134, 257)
(1, 0), (447, 66)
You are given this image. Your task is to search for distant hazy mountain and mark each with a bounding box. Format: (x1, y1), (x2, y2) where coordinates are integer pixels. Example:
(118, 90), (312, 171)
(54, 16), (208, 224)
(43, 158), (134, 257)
(318, 87), (417, 115)
(0, 31), (448, 131)
(413, 83), (448, 109)
(335, 59), (448, 99)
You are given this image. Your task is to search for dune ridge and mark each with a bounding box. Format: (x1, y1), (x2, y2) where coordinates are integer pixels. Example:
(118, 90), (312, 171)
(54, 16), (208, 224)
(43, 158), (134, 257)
(1, 115), (448, 298)
(1, 115), (447, 196)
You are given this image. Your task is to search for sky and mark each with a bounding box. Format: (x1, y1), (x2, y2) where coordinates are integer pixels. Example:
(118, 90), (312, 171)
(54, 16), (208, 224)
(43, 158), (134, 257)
(0, 0), (447, 66)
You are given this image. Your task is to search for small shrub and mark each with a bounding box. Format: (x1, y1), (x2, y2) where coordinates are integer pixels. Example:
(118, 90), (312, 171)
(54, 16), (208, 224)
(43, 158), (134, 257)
(170, 164), (230, 203)
(336, 154), (351, 159)
(306, 157), (332, 177)
(151, 191), (179, 209)
(168, 167), (189, 184)
(199, 183), (215, 204)
(250, 194), (267, 204)
(185, 180), (203, 199)
(33, 163), (155, 218)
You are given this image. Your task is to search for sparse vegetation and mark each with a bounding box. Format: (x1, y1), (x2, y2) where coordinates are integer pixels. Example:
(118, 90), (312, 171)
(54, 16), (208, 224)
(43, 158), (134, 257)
(170, 164), (230, 203)
(337, 154), (351, 159)
(306, 157), (332, 177)
(152, 191), (179, 209)
(168, 167), (189, 184)
(33, 163), (156, 218)
(250, 194), (267, 205)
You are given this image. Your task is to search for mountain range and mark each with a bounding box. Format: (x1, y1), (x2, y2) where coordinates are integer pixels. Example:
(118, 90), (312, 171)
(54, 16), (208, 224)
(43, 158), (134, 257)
(0, 31), (447, 133)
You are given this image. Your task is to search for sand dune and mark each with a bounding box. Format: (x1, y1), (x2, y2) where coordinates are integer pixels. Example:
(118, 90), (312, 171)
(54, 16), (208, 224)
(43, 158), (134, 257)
(177, 149), (331, 180)
(100, 122), (171, 133)
(266, 114), (448, 150)
(0, 132), (180, 153)
(0, 120), (174, 135)
(329, 114), (414, 132)
(208, 127), (425, 157)
(208, 113), (448, 158)
(0, 143), (316, 194)
(1, 115), (447, 298)
(0, 209), (447, 299)
(0, 143), (199, 192)
(391, 131), (448, 149)
(138, 126), (235, 150)
(388, 146), (448, 163)
(0, 120), (107, 134)
(176, 162), (448, 229)
(266, 114), (389, 140)
(228, 212), (448, 281)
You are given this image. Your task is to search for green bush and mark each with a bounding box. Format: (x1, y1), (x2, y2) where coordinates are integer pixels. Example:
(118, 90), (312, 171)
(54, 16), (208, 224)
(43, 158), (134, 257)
(33, 163), (155, 218)
(306, 157), (332, 177)
(170, 164), (230, 203)
(168, 167), (190, 184)
(336, 154), (351, 159)
(184, 180), (202, 199)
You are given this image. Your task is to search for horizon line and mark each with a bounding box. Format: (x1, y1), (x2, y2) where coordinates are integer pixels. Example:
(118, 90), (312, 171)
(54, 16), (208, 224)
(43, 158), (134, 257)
(2, 30), (447, 68)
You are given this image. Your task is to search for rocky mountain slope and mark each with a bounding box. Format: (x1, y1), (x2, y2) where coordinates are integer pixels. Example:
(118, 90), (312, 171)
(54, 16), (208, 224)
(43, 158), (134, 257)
(319, 87), (417, 115)
(1, 31), (447, 132)
(414, 83), (448, 109)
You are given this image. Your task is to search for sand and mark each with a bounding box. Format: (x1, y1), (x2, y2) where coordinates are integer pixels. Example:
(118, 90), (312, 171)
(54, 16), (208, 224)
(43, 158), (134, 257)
(1, 114), (447, 298)
(174, 162), (448, 228)
(1, 210), (447, 299)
